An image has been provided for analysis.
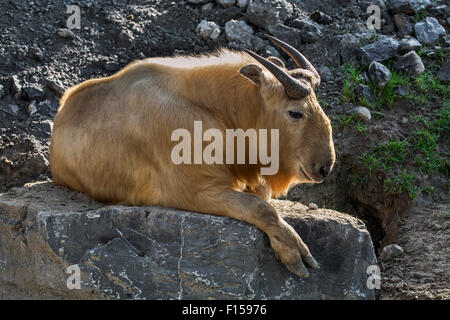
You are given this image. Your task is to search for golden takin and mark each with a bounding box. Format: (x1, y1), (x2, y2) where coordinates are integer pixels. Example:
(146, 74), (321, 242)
(50, 35), (335, 278)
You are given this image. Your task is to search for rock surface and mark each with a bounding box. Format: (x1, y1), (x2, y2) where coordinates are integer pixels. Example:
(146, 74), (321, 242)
(0, 182), (377, 300)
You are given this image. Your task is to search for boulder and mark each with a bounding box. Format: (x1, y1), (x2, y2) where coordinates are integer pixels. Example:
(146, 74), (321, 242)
(310, 11), (332, 25)
(393, 51), (425, 75)
(0, 182), (377, 299)
(368, 61), (391, 88)
(268, 24), (302, 49)
(387, 0), (432, 15)
(393, 14), (413, 37)
(340, 34), (360, 63)
(317, 66), (334, 83)
(414, 17), (446, 44)
(289, 19), (322, 43)
(360, 38), (399, 64)
(196, 20), (221, 41)
(225, 20), (254, 42)
(246, 0), (293, 31)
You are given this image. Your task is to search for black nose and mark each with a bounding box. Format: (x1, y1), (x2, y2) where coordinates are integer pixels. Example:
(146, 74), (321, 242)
(319, 165), (331, 179)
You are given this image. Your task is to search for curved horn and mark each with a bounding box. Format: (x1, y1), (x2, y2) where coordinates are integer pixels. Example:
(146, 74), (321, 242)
(243, 49), (310, 99)
(265, 34), (321, 86)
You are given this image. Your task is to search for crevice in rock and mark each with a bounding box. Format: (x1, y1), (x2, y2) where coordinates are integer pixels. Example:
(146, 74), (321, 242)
(177, 214), (186, 300)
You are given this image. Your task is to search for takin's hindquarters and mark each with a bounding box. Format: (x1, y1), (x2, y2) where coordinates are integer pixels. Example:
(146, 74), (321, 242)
(50, 50), (329, 277)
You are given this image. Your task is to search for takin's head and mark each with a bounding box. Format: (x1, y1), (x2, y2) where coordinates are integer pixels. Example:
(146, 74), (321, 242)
(239, 35), (335, 184)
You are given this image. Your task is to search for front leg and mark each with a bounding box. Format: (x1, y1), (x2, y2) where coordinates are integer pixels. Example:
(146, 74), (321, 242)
(192, 188), (319, 278)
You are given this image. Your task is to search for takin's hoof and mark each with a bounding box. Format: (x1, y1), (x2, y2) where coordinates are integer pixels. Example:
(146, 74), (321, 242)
(285, 255), (319, 278)
(286, 259), (311, 278)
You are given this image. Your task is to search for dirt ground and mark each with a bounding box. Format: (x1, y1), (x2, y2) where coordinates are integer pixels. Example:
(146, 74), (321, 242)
(0, 0), (448, 299)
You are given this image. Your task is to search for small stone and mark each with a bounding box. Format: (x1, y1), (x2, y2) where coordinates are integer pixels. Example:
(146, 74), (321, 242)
(236, 0), (248, 9)
(346, 106), (371, 122)
(437, 60), (450, 82)
(401, 117), (408, 123)
(21, 85), (45, 101)
(28, 100), (38, 116)
(118, 29), (134, 47)
(396, 85), (408, 97)
(397, 37), (422, 54)
(318, 66), (333, 83)
(196, 20), (221, 41)
(104, 62), (121, 72)
(251, 36), (265, 52)
(368, 61), (391, 88)
(47, 79), (65, 95)
(11, 75), (22, 99)
(310, 11), (332, 25)
(440, 35), (450, 48)
(38, 100), (59, 118)
(427, 5), (447, 17)
(380, 243), (404, 261)
(20, 153), (49, 177)
(354, 84), (375, 103)
(414, 17), (446, 44)
(290, 19), (322, 43)
(263, 44), (280, 57)
(393, 51), (425, 75)
(0, 104), (20, 116)
(216, 0), (235, 8)
(247, 0), (294, 31)
(340, 34), (360, 63)
(393, 14), (413, 37)
(39, 119), (54, 135)
(360, 38), (399, 64)
(411, 271), (432, 279)
(28, 47), (45, 62)
(268, 24), (301, 49)
(0, 84), (5, 98)
(225, 20), (253, 42)
(201, 2), (214, 10)
(308, 203), (318, 210)
(387, 0), (432, 15)
(56, 28), (76, 39)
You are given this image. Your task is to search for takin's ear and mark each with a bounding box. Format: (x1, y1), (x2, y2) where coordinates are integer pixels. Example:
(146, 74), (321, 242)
(239, 64), (264, 86)
(267, 56), (285, 69)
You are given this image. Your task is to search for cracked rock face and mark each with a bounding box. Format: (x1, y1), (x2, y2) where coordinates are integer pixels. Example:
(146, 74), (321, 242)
(0, 182), (377, 299)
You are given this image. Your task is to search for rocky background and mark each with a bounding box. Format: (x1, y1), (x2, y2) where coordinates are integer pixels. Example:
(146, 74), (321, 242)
(0, 0), (449, 299)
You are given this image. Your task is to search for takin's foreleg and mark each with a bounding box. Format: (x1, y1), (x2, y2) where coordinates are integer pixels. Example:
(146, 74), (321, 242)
(194, 188), (319, 277)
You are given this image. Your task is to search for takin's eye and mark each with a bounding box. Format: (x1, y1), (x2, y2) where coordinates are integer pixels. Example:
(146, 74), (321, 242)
(288, 110), (303, 120)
